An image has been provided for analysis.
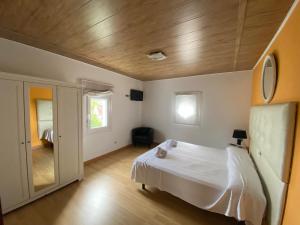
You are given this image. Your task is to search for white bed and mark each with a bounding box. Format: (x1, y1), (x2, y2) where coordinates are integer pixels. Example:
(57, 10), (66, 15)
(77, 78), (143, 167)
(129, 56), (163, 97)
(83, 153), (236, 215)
(131, 103), (296, 225)
(132, 141), (266, 225)
(41, 128), (54, 143)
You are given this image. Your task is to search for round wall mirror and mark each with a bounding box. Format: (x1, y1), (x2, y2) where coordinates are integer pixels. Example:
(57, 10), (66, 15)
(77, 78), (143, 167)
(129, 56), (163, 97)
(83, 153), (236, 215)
(261, 54), (277, 103)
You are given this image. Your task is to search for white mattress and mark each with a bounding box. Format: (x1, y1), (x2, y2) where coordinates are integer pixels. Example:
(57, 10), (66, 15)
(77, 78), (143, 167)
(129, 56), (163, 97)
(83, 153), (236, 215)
(41, 128), (53, 143)
(131, 140), (266, 225)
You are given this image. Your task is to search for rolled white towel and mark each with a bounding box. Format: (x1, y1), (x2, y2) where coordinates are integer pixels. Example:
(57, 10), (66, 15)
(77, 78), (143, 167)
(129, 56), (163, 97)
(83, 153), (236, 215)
(169, 139), (178, 148)
(155, 147), (167, 158)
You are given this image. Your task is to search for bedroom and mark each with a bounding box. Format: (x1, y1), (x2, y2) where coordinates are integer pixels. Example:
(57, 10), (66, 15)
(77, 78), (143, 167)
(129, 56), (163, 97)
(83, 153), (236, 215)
(0, 1), (299, 225)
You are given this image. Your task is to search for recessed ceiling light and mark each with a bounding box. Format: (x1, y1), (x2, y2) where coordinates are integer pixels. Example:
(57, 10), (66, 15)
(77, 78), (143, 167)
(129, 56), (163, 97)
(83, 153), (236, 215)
(147, 51), (167, 61)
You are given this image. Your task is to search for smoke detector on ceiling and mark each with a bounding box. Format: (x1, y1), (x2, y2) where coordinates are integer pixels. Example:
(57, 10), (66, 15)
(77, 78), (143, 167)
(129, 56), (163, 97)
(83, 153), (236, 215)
(147, 51), (167, 61)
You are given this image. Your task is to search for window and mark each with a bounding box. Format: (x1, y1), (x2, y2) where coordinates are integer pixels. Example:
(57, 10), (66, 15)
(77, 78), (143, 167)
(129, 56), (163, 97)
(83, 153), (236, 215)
(174, 92), (202, 126)
(87, 95), (111, 131)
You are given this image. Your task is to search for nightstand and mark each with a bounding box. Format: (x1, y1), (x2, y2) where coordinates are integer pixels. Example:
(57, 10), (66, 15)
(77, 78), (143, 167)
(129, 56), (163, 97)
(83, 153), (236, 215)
(229, 143), (249, 152)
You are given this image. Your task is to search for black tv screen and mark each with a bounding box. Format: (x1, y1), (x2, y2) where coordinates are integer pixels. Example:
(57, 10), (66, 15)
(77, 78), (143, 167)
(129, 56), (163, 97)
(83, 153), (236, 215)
(130, 89), (143, 101)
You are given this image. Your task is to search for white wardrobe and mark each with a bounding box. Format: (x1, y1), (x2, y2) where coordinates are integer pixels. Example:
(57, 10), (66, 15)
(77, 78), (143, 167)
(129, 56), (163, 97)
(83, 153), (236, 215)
(0, 72), (83, 213)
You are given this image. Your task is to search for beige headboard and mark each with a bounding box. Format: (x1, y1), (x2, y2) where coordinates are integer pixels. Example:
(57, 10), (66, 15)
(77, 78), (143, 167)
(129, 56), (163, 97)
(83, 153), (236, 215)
(249, 103), (296, 225)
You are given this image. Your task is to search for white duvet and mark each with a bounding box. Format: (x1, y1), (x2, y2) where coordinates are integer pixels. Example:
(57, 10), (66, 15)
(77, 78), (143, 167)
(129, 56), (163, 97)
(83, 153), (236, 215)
(131, 140), (266, 225)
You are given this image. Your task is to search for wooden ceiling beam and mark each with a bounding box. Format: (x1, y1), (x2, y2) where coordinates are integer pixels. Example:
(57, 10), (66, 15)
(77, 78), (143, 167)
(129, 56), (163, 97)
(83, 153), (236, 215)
(233, 0), (248, 70)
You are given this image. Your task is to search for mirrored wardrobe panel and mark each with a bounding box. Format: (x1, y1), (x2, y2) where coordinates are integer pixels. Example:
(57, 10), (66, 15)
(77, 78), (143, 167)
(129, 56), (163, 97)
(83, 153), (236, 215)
(24, 83), (59, 195)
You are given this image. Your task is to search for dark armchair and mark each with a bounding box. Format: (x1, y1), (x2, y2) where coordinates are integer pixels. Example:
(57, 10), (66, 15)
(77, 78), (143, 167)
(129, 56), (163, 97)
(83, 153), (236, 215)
(132, 127), (154, 147)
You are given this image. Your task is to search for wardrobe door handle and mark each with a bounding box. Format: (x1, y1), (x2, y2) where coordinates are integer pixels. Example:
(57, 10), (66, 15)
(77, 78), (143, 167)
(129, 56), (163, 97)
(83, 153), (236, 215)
(59, 136), (62, 138)
(21, 142), (25, 144)
(27, 141), (31, 144)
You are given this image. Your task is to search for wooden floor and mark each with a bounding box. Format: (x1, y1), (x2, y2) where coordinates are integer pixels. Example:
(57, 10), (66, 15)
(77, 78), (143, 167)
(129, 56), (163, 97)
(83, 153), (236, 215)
(4, 146), (238, 225)
(32, 146), (55, 191)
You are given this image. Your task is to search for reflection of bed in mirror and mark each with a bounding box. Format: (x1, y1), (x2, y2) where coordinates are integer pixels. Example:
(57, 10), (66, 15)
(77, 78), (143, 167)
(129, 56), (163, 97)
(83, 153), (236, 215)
(37, 99), (53, 145)
(31, 97), (55, 192)
(41, 128), (53, 144)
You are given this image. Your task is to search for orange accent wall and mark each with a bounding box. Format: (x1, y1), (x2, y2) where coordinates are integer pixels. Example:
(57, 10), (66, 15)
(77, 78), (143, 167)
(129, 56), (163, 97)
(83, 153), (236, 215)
(29, 87), (52, 147)
(251, 2), (300, 225)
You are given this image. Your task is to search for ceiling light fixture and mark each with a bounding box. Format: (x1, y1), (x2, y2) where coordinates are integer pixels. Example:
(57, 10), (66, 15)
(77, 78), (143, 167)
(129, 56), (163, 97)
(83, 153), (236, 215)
(147, 51), (167, 61)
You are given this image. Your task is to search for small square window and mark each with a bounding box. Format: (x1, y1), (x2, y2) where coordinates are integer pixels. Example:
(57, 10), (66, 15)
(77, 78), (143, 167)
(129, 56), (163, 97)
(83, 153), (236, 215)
(87, 95), (111, 130)
(174, 92), (202, 126)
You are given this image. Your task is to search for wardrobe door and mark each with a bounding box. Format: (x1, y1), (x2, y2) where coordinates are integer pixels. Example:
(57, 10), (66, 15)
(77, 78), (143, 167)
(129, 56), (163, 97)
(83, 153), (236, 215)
(24, 83), (59, 196)
(0, 79), (29, 211)
(57, 86), (79, 184)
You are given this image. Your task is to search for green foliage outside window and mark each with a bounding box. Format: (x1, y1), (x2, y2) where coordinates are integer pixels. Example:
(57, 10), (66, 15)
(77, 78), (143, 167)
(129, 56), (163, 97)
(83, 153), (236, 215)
(89, 98), (103, 128)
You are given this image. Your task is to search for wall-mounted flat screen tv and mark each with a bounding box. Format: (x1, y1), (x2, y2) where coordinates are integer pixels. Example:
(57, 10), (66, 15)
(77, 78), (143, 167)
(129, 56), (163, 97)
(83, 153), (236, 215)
(130, 89), (143, 101)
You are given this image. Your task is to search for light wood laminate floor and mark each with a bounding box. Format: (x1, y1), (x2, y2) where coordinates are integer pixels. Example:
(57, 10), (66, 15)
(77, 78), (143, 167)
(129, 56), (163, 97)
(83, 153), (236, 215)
(4, 146), (238, 225)
(32, 146), (55, 191)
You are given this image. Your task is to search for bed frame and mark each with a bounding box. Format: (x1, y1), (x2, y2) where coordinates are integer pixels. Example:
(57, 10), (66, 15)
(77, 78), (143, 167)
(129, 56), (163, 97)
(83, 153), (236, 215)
(249, 103), (296, 225)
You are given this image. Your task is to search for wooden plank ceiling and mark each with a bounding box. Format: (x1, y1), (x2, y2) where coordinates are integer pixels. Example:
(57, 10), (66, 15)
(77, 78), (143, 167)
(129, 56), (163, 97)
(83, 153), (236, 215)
(0, 0), (294, 80)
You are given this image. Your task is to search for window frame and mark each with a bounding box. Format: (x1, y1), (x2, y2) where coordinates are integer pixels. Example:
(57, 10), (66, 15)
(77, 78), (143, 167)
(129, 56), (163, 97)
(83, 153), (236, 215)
(173, 91), (202, 126)
(86, 94), (112, 133)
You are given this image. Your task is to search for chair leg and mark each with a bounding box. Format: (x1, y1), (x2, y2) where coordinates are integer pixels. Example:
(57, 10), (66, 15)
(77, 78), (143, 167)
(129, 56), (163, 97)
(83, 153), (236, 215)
(142, 184), (146, 190)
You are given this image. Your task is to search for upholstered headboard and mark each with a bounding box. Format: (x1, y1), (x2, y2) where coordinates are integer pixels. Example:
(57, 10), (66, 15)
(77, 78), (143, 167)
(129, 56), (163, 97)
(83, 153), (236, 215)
(249, 103), (296, 225)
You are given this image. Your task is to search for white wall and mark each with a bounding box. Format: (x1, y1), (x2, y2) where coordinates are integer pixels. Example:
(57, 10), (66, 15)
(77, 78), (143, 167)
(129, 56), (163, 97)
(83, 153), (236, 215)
(0, 38), (253, 157)
(0, 38), (143, 161)
(142, 71), (252, 148)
